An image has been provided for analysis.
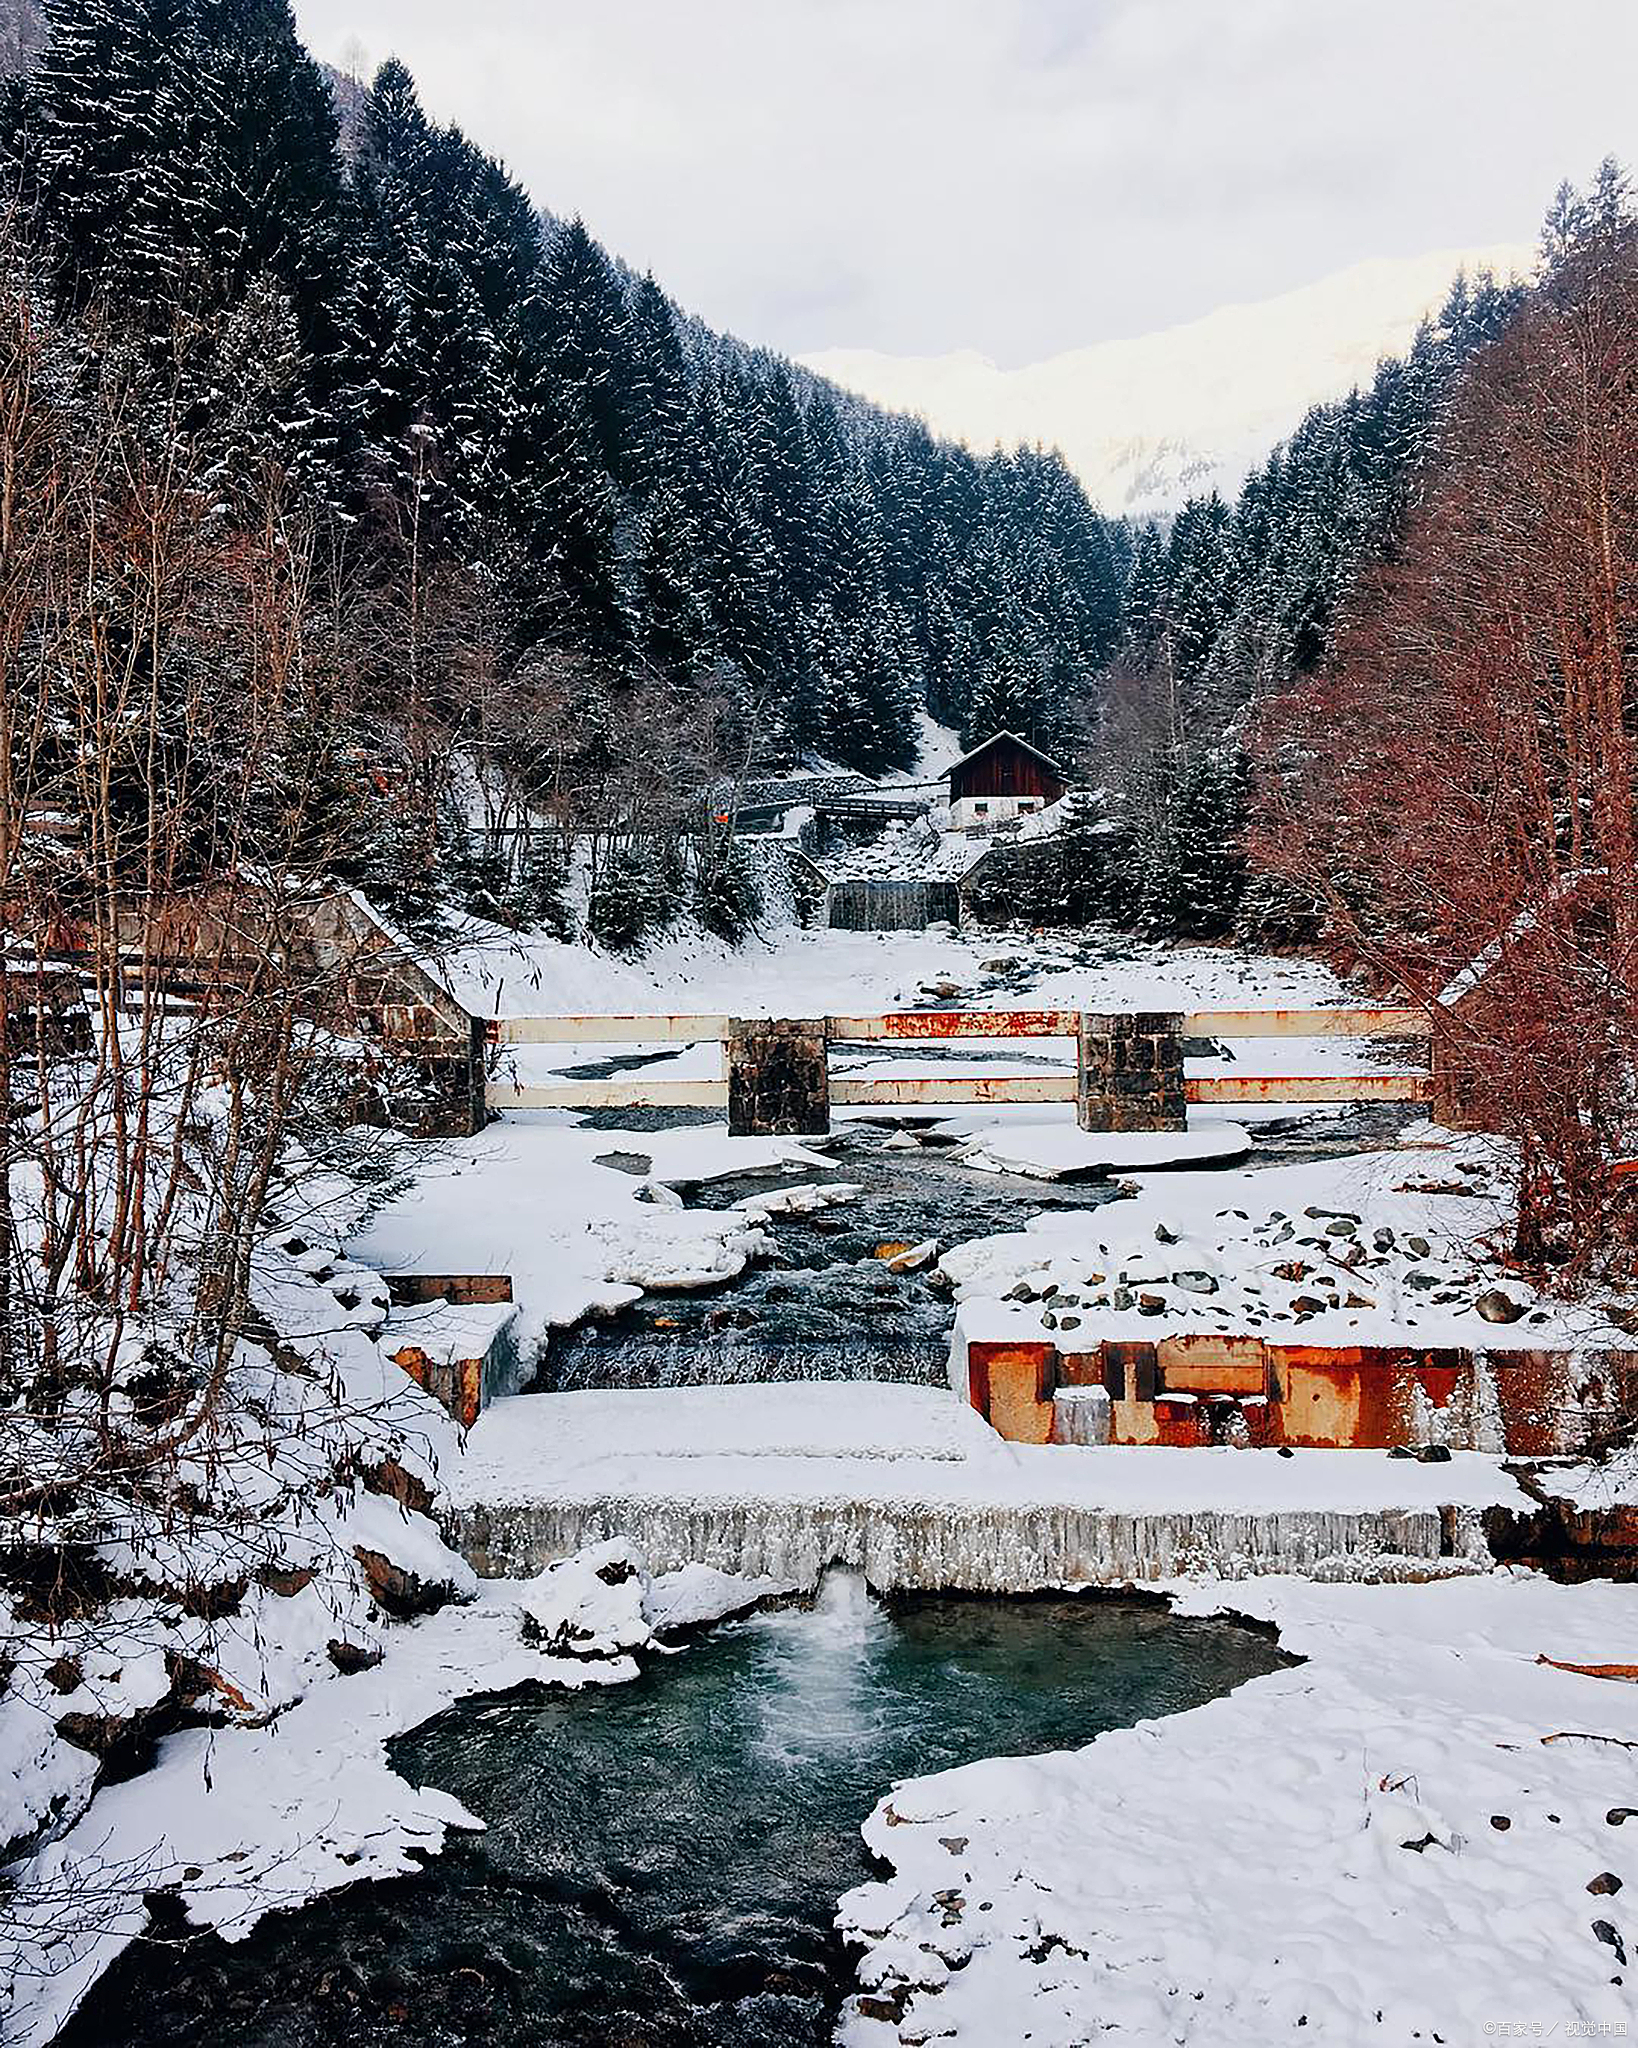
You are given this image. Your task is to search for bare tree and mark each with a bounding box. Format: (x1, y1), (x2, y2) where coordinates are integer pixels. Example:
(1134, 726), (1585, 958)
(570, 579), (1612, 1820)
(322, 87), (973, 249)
(1250, 196), (1638, 1272)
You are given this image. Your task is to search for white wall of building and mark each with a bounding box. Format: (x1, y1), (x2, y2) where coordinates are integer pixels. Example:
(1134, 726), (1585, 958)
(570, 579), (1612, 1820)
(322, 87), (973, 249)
(948, 792), (1046, 831)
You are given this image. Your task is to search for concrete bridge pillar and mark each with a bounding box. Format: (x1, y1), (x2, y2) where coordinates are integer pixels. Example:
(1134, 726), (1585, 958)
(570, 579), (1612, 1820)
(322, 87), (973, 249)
(727, 1017), (831, 1136)
(1077, 1011), (1187, 1132)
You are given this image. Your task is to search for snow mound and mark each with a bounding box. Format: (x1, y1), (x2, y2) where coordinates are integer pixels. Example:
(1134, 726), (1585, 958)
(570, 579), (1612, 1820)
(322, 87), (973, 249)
(957, 1118), (1253, 1180)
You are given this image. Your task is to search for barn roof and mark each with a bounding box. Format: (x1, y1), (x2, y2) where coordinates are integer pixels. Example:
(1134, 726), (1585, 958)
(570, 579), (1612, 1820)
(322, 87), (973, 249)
(944, 731), (1068, 780)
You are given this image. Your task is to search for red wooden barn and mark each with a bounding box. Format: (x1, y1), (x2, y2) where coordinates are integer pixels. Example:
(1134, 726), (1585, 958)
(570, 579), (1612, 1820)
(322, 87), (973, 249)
(946, 731), (1067, 829)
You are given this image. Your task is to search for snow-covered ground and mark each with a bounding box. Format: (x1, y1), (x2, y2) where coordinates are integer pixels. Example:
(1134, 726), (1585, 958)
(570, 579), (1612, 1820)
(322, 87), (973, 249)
(451, 1382), (1522, 1523)
(840, 1570), (1638, 2044)
(14, 916), (1634, 2048)
(439, 915), (1359, 1024)
(346, 1116), (828, 1352)
(947, 1130), (1627, 1356)
(0, 1204), (485, 2042)
(1542, 1443), (1638, 1512)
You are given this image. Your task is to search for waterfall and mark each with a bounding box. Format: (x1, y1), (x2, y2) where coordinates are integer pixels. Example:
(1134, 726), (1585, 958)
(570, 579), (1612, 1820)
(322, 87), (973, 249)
(538, 1327), (950, 1391)
(826, 880), (961, 931)
(454, 1494), (1491, 1591)
(808, 1563), (884, 1633)
(742, 1567), (891, 1768)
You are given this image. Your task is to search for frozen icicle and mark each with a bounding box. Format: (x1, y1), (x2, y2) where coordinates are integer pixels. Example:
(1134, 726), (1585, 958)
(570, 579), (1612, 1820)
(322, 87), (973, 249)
(1052, 1386), (1112, 1447)
(458, 1496), (1471, 1593)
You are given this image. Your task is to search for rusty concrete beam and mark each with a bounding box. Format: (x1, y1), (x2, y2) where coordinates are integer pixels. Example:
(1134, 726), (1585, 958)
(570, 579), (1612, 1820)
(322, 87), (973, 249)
(832, 1075), (1077, 1105)
(1184, 1006), (1429, 1039)
(1187, 1075), (1432, 1102)
(491, 1004), (1433, 1047)
(489, 1014), (732, 1045)
(488, 1078), (730, 1109)
(828, 1009), (1081, 1040)
(488, 1073), (1430, 1111)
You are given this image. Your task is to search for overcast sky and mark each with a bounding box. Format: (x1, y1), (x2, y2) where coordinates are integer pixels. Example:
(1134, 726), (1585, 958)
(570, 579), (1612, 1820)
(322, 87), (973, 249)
(290, 0), (1637, 367)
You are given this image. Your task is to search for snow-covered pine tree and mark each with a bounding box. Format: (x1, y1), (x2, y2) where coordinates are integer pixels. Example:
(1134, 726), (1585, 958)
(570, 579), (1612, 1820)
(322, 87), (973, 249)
(843, 596), (920, 775)
(623, 272), (694, 502)
(633, 482), (711, 680)
(755, 365), (817, 689)
(27, 0), (201, 323)
(535, 216), (637, 486)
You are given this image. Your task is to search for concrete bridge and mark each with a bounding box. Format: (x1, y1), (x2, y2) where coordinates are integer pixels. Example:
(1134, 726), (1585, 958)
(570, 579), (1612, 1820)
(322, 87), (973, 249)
(485, 1005), (1436, 1136)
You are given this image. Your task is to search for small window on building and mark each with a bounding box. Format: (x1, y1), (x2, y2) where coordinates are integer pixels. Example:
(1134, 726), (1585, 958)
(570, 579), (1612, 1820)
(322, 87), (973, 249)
(973, 801), (989, 816)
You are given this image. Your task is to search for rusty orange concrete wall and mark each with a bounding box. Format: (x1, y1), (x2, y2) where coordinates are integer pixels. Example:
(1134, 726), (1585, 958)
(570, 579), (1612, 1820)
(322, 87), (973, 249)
(388, 1344), (485, 1431)
(966, 1333), (1638, 1454)
(386, 1273), (514, 1307)
(967, 1340), (1056, 1444)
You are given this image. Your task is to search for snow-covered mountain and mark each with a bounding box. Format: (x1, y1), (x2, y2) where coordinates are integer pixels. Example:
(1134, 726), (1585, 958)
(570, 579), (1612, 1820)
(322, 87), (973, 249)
(802, 246), (1531, 520)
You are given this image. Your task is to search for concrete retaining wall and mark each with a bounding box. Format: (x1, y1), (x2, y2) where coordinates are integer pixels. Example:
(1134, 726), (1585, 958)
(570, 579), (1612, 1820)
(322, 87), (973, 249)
(826, 880), (962, 932)
(452, 1492), (1482, 1590)
(965, 1333), (1638, 1456)
(726, 1016), (831, 1136)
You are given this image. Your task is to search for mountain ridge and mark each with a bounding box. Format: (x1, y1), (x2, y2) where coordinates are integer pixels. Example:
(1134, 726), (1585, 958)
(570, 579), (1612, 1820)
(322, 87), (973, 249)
(801, 244), (1533, 520)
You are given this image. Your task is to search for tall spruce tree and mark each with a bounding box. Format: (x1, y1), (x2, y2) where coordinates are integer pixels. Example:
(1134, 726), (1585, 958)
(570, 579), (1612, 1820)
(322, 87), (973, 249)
(6, 3), (1147, 887)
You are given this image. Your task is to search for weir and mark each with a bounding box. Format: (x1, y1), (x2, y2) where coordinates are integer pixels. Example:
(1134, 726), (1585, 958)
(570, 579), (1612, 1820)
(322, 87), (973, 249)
(486, 1004), (1439, 1135)
(452, 1490), (1489, 1589)
(825, 878), (962, 931)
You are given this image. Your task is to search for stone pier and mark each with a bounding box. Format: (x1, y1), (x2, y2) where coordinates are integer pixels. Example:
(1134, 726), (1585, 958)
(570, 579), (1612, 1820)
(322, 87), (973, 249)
(727, 1017), (831, 1136)
(1076, 1011), (1187, 1132)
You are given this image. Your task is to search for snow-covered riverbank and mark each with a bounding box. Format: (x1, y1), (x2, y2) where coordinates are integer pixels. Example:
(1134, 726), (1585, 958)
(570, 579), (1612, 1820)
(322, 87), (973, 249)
(840, 1570), (1638, 2044)
(11, 923), (1634, 2048)
(947, 1130), (1631, 1356)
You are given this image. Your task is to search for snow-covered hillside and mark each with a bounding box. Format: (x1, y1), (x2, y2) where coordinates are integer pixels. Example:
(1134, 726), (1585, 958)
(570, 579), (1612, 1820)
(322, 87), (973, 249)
(803, 245), (1530, 519)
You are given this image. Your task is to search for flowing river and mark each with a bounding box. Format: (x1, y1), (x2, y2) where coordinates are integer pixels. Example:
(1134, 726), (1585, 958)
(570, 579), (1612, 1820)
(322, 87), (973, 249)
(542, 1098), (1420, 1393)
(544, 1119), (1123, 1390)
(63, 1580), (1286, 2047)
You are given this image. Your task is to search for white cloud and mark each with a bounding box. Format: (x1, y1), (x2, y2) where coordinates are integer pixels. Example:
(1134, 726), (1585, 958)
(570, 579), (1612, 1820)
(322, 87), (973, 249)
(291, 0), (1638, 363)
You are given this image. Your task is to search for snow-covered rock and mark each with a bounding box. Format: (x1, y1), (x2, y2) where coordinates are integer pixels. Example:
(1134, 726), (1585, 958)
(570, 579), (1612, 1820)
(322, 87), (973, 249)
(643, 1562), (801, 1634)
(516, 1540), (652, 1662)
(733, 1180), (864, 1220)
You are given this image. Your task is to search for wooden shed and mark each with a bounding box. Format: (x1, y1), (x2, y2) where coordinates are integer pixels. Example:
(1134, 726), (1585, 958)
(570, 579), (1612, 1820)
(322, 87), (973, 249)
(946, 732), (1068, 830)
